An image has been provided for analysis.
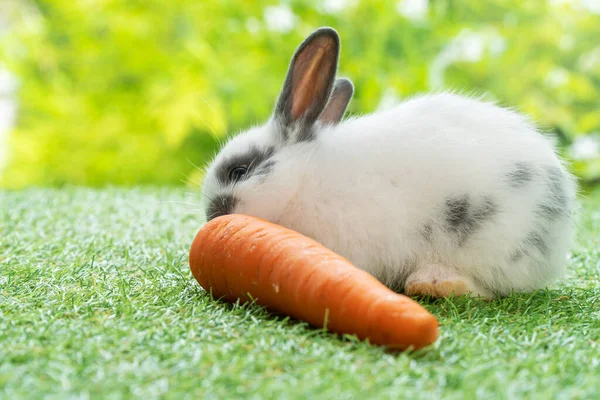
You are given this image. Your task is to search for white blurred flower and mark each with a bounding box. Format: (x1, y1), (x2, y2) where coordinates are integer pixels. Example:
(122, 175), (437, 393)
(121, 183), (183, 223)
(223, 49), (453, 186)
(546, 68), (570, 88)
(548, 0), (571, 6)
(322, 0), (355, 14)
(579, 46), (600, 72)
(0, 69), (17, 173)
(396, 0), (429, 21)
(454, 33), (485, 62)
(377, 88), (401, 111)
(429, 28), (506, 89)
(548, 0), (600, 14)
(581, 0), (600, 13)
(264, 5), (297, 33)
(570, 134), (600, 161)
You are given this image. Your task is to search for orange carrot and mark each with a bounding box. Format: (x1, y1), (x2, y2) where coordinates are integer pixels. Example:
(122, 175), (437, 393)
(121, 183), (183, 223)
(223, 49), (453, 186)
(189, 214), (439, 350)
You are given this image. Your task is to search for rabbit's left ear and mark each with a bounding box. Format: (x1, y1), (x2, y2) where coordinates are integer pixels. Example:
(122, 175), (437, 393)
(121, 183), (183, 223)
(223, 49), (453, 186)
(319, 78), (353, 125)
(275, 27), (340, 127)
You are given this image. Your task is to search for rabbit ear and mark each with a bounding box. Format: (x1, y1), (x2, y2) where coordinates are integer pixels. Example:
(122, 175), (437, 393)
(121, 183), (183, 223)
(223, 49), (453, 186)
(275, 28), (340, 127)
(319, 78), (353, 125)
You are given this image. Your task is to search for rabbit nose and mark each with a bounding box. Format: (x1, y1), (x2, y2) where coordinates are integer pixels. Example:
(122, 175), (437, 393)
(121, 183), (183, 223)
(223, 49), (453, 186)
(206, 194), (238, 221)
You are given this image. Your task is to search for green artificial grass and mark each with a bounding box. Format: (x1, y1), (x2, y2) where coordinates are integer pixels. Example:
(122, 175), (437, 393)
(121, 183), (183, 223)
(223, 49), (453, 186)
(1, 187), (599, 399)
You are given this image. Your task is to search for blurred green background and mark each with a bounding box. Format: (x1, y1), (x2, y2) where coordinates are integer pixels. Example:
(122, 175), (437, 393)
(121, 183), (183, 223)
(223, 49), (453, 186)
(0, 0), (599, 189)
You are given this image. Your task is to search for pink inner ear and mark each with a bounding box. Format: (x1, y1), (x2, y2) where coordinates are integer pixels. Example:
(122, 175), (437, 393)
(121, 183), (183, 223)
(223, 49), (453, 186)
(319, 84), (351, 124)
(290, 37), (336, 120)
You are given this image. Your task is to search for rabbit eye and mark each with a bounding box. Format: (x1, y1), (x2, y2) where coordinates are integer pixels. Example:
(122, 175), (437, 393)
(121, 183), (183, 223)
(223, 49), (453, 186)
(228, 166), (248, 182)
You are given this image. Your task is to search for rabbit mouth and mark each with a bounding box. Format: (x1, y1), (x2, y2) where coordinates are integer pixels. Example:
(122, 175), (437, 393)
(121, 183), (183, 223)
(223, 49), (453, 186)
(206, 194), (238, 221)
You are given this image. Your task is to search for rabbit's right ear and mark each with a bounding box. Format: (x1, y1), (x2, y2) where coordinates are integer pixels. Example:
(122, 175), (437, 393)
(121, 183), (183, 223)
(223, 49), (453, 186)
(319, 78), (354, 125)
(275, 28), (340, 131)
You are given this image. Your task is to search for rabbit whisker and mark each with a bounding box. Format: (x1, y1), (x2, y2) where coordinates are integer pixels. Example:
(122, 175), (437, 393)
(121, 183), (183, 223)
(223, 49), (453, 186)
(198, 95), (228, 134)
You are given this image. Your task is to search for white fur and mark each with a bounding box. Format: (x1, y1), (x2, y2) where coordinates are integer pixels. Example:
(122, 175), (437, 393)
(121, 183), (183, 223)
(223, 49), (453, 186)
(202, 92), (577, 297)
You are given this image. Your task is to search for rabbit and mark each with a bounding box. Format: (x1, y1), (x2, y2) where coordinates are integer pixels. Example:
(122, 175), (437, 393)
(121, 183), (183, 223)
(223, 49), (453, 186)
(201, 27), (577, 299)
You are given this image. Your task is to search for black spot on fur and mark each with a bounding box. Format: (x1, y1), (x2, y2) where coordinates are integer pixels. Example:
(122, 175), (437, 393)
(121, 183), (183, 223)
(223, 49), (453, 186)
(509, 249), (525, 263)
(546, 166), (568, 208)
(421, 224), (433, 242)
(510, 227), (552, 264)
(382, 257), (417, 294)
(206, 194), (238, 221)
(507, 162), (534, 188)
(257, 160), (276, 176)
(535, 204), (563, 222)
(296, 124), (316, 142)
(525, 230), (549, 257)
(216, 146), (276, 185)
(445, 195), (499, 246)
(472, 197), (498, 222)
(535, 166), (570, 222)
(445, 195), (470, 231)
(279, 122), (316, 143)
(277, 115), (290, 142)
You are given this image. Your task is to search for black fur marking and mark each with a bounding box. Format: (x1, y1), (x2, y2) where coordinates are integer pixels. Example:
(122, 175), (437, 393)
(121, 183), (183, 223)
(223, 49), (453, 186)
(206, 194), (238, 221)
(279, 121), (316, 143)
(525, 231), (549, 257)
(445, 195), (470, 231)
(277, 115), (290, 142)
(546, 166), (568, 208)
(445, 195), (499, 246)
(535, 204), (563, 222)
(472, 197), (498, 222)
(257, 160), (276, 176)
(507, 162), (534, 188)
(421, 224), (433, 242)
(216, 146), (276, 185)
(509, 249), (525, 263)
(296, 124), (316, 142)
(383, 257), (417, 294)
(535, 166), (569, 222)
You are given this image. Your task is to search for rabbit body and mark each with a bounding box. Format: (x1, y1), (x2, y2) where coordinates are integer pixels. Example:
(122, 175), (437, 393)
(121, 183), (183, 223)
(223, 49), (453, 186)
(278, 93), (575, 296)
(201, 28), (576, 298)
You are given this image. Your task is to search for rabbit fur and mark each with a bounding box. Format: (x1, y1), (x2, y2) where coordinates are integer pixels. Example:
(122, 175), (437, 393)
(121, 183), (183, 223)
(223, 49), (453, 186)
(201, 27), (577, 298)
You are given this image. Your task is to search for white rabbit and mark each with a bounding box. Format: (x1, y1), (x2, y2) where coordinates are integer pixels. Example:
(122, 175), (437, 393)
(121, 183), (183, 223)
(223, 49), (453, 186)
(201, 27), (577, 298)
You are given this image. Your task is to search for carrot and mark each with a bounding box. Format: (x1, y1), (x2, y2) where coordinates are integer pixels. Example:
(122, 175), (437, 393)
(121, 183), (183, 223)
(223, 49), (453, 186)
(189, 214), (439, 350)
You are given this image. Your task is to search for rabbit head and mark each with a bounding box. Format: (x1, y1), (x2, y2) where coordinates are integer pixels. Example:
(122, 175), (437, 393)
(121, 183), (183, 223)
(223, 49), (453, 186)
(202, 28), (353, 222)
